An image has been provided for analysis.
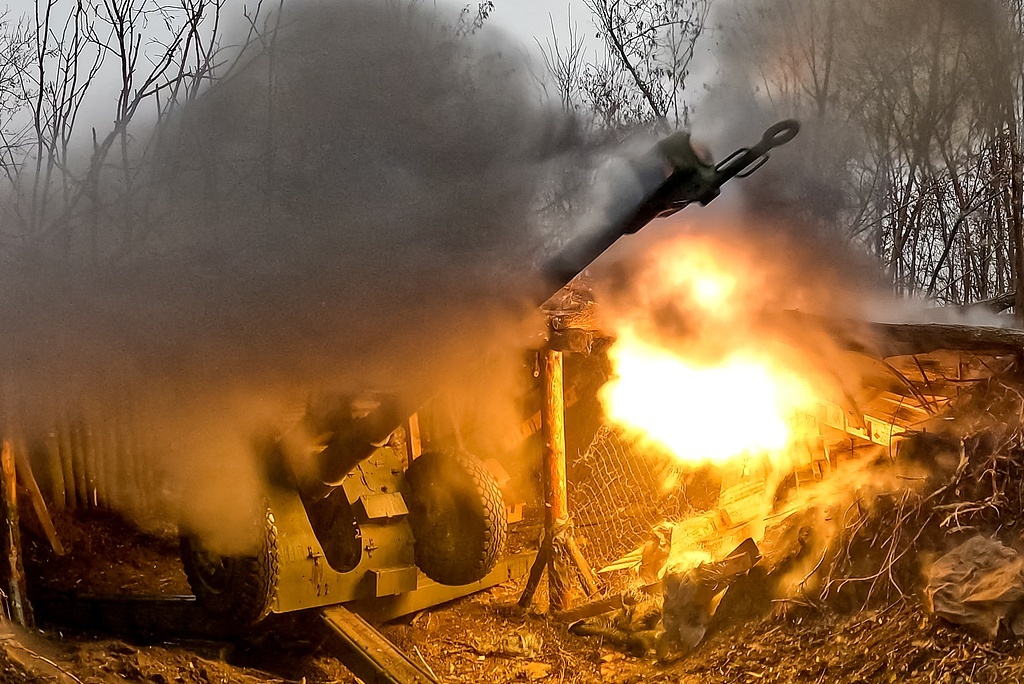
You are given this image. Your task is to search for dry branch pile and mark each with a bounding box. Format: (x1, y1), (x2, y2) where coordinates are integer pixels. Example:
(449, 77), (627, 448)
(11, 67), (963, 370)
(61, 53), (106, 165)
(792, 353), (1024, 622)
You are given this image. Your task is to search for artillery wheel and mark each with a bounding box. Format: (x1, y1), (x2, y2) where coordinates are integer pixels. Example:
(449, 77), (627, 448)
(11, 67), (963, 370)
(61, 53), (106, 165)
(406, 449), (507, 585)
(180, 506), (279, 631)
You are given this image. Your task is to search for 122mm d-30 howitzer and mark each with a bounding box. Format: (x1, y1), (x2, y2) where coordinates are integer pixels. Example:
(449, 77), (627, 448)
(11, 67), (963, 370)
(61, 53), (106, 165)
(179, 120), (800, 630)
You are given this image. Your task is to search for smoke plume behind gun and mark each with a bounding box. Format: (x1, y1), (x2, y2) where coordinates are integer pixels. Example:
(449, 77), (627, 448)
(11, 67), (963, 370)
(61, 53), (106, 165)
(0, 0), (583, 552)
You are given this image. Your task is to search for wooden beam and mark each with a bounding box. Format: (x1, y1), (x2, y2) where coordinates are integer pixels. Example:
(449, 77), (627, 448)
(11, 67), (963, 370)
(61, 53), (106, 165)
(541, 349), (573, 612)
(776, 310), (1024, 357)
(14, 442), (64, 557)
(406, 412), (422, 462)
(566, 536), (601, 598)
(517, 538), (551, 609)
(322, 604), (438, 684)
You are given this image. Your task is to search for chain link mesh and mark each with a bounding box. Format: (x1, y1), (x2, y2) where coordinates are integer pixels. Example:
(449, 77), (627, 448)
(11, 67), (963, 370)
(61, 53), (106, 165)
(569, 426), (710, 577)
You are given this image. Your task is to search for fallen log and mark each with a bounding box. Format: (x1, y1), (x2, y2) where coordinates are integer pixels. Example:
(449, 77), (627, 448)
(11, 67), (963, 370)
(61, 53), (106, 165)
(777, 311), (1024, 358)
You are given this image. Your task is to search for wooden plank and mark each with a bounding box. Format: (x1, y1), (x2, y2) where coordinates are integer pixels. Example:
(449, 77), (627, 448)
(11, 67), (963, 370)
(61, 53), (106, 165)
(778, 311), (1024, 357)
(406, 413), (421, 462)
(13, 441), (64, 556)
(566, 536), (601, 598)
(322, 604), (438, 684)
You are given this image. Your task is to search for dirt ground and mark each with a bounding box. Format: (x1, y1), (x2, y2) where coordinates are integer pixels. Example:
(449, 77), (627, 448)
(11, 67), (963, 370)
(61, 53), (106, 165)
(384, 584), (1024, 684)
(12, 508), (1024, 684)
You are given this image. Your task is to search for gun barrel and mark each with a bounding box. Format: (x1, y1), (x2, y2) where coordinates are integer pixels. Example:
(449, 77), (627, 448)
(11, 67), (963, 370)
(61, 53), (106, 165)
(540, 119), (800, 295)
(711, 119), (800, 188)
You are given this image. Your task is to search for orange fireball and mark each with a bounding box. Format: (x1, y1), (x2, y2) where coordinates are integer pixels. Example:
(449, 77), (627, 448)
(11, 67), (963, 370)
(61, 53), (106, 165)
(597, 235), (822, 470)
(599, 328), (820, 468)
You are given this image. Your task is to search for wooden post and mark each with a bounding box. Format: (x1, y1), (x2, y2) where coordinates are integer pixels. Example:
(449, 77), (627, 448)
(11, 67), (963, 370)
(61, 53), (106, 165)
(566, 536), (601, 598)
(519, 340), (603, 611)
(406, 412), (422, 462)
(541, 348), (573, 612)
(517, 536), (552, 609)
(1, 440), (31, 626)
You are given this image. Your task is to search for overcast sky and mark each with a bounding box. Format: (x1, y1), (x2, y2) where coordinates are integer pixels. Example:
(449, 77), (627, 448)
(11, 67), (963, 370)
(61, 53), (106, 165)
(487, 0), (599, 58)
(490, 1), (584, 43)
(0, 0), (596, 60)
(0, 0), (592, 44)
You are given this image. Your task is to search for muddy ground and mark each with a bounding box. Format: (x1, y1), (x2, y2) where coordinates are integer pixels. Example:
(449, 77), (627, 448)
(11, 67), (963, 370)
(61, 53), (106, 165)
(10, 508), (1024, 684)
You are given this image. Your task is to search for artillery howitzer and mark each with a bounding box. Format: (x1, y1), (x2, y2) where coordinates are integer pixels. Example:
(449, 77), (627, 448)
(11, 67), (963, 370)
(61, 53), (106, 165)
(180, 121), (801, 629)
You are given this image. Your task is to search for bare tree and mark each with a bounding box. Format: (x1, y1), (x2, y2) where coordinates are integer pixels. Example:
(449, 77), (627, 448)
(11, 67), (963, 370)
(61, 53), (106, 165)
(0, 0), (273, 267)
(0, 15), (35, 223)
(543, 0), (712, 134)
(718, 0), (1024, 309)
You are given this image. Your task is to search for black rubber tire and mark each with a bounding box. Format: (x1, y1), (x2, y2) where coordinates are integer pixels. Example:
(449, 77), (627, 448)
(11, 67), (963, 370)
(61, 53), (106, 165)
(405, 449), (507, 586)
(180, 506), (279, 631)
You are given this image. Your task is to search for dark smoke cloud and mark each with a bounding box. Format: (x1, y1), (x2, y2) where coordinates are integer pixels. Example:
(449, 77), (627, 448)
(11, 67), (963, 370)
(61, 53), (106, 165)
(0, 0), (577, 551)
